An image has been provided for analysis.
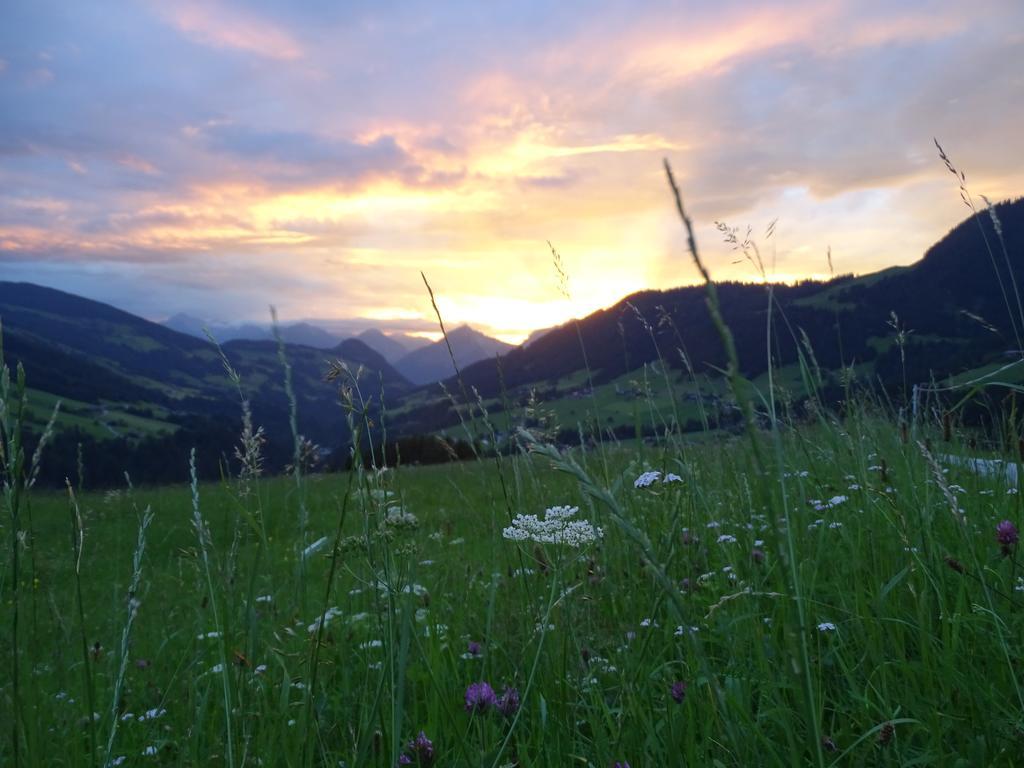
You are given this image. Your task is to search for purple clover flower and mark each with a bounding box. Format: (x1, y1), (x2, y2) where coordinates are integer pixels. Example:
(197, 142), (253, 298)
(997, 520), (1019, 555)
(467, 640), (481, 656)
(407, 731), (434, 766)
(464, 681), (497, 713)
(612, 762), (631, 768)
(670, 680), (688, 704)
(497, 686), (520, 718)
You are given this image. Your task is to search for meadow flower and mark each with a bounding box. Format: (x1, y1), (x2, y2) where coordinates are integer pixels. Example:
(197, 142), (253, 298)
(307, 606), (343, 633)
(467, 640), (481, 656)
(670, 680), (688, 703)
(634, 470), (661, 488)
(497, 686), (520, 717)
(751, 548), (765, 564)
(817, 622), (837, 633)
(399, 731), (435, 766)
(502, 506), (603, 547)
(464, 681), (497, 713)
(997, 520), (1019, 554)
(717, 534), (737, 544)
(663, 472), (683, 483)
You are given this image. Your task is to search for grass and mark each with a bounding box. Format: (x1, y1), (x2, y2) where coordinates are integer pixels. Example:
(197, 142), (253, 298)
(22, 388), (177, 441)
(3, 386), (1024, 766)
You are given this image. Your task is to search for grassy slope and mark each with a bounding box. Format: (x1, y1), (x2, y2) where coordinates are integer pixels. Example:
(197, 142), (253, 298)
(6, 406), (1023, 766)
(22, 387), (178, 441)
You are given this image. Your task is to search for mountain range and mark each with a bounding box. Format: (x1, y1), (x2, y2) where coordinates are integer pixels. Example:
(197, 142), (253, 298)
(3, 196), (1022, 484)
(160, 313), (507, 381)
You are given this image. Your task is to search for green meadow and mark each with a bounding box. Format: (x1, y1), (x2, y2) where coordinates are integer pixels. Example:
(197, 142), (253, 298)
(4, 374), (1024, 766)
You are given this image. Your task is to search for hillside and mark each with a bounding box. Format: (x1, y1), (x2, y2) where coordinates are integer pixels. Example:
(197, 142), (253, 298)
(391, 199), (1024, 436)
(0, 282), (412, 484)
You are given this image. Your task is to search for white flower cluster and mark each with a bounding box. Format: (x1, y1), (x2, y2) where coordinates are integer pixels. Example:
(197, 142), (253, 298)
(810, 495), (848, 512)
(633, 470), (684, 488)
(502, 505), (603, 547)
(307, 606), (343, 633)
(384, 505), (418, 528)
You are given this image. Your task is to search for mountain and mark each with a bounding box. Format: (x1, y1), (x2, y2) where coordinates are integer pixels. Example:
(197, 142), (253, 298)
(277, 322), (342, 348)
(356, 328), (424, 363)
(394, 325), (515, 385)
(163, 314), (345, 348)
(391, 198), (1024, 434)
(0, 282), (412, 484)
(163, 313), (271, 342)
(524, 325), (558, 346)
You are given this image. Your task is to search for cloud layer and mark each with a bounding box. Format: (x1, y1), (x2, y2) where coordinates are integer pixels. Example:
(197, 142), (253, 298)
(2, 0), (1023, 341)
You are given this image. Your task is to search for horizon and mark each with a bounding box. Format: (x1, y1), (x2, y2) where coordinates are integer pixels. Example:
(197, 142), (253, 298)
(2, 1), (1023, 342)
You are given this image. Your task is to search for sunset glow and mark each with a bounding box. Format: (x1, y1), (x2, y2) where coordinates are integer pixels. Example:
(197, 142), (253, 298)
(2, 1), (1023, 342)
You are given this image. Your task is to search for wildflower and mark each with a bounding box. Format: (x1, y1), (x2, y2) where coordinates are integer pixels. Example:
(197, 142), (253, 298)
(142, 745), (158, 756)
(634, 471), (661, 488)
(464, 681), (497, 713)
(821, 735), (837, 752)
(817, 622), (837, 633)
(997, 520), (1019, 555)
(717, 534), (737, 544)
(307, 606), (343, 633)
(497, 687), (520, 718)
(467, 640), (481, 657)
(502, 506), (603, 547)
(663, 473), (683, 484)
(751, 548), (765, 564)
(670, 680), (688, 704)
(400, 731), (435, 766)
(612, 762), (631, 768)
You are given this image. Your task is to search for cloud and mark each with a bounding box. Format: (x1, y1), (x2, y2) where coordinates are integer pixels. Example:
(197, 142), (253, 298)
(2, 0), (1023, 339)
(157, 1), (304, 61)
(198, 124), (417, 185)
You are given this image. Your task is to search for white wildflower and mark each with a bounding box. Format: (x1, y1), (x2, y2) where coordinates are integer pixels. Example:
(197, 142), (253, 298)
(663, 472), (683, 484)
(717, 534), (737, 544)
(307, 606), (343, 634)
(503, 506), (603, 547)
(817, 622), (837, 633)
(634, 470), (662, 488)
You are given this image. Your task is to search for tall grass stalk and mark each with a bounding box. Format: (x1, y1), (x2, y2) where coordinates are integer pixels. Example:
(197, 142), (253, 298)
(1, 333), (27, 768)
(102, 500), (154, 767)
(189, 448), (234, 768)
(272, 307), (310, 615)
(66, 479), (98, 768)
(664, 159), (824, 766)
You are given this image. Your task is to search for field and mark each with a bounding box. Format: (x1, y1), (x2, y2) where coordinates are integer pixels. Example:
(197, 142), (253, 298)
(4, 374), (1024, 766)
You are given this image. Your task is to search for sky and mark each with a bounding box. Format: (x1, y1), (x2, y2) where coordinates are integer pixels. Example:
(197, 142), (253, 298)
(1, 0), (1023, 343)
